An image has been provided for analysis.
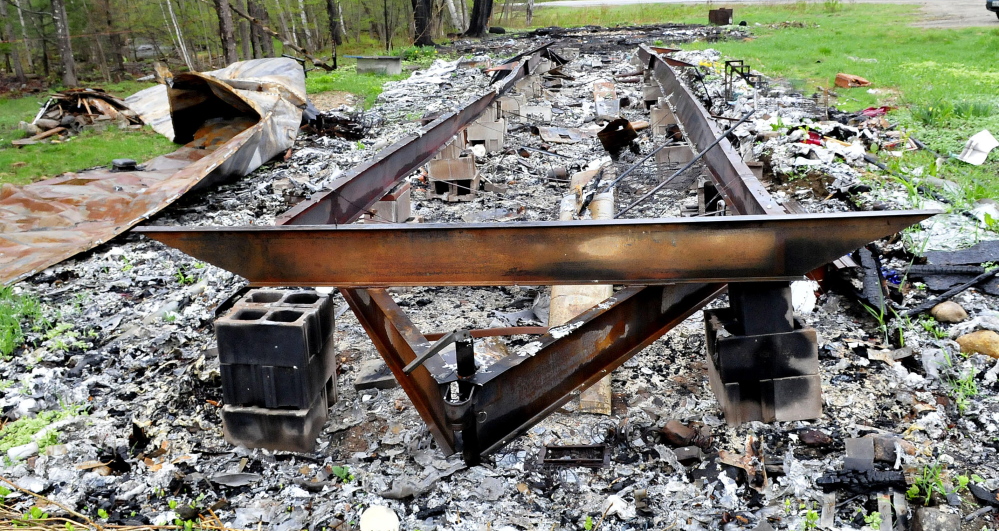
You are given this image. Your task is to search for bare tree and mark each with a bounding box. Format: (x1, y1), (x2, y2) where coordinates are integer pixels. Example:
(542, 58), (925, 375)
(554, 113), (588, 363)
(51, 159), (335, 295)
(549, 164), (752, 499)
(213, 0), (239, 64)
(465, 0), (493, 37)
(163, 0), (194, 69)
(411, 0), (433, 46)
(12, 0), (33, 70)
(325, 0), (339, 68)
(51, 0), (77, 86)
(525, 0), (533, 25)
(0, 0), (26, 83)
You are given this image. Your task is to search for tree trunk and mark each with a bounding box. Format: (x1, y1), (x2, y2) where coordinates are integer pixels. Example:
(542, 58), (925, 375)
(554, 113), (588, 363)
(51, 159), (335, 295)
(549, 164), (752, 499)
(411, 0), (433, 46)
(248, 0), (262, 57)
(255, 1), (274, 56)
(325, 0), (338, 68)
(12, 0), (33, 70)
(464, 0), (493, 37)
(213, 0), (239, 65)
(227, 0), (334, 70)
(526, 0), (533, 25)
(442, 0), (462, 33)
(296, 0), (312, 49)
(105, 3), (125, 74)
(326, 0), (342, 46)
(161, 0), (193, 69)
(50, 0), (77, 86)
(0, 0), (25, 84)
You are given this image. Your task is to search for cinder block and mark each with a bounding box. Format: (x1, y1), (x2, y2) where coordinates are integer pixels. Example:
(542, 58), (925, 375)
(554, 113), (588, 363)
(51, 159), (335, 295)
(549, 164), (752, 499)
(650, 104), (678, 136)
(435, 136), (466, 161)
(222, 383), (331, 453)
(427, 155), (480, 202)
(217, 304), (327, 367)
(236, 289), (335, 342)
(221, 331), (337, 409)
(367, 181), (411, 223)
(499, 95), (525, 116)
(704, 309), (818, 382)
(515, 76), (540, 99)
(728, 282), (795, 335)
(466, 117), (505, 153)
(765, 374), (823, 422)
(643, 84), (664, 106)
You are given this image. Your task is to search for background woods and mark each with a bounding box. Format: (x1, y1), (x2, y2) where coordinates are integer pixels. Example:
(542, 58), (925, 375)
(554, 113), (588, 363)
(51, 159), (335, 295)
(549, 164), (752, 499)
(0, 0), (505, 86)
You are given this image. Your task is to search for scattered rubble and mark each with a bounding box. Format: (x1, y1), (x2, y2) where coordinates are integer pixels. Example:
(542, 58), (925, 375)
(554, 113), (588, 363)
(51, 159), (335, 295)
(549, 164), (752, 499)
(0, 22), (997, 531)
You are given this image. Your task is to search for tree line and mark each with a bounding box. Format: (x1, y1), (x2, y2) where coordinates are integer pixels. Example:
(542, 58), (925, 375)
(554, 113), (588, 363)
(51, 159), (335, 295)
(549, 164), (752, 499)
(0, 0), (533, 88)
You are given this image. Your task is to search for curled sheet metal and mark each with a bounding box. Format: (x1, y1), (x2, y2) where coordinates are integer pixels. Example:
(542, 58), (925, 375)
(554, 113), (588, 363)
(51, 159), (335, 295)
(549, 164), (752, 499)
(0, 58), (305, 285)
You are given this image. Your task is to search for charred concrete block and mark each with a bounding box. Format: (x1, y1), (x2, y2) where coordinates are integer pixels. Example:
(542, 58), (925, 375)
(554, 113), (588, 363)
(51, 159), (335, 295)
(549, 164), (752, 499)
(221, 331), (337, 409)
(217, 301), (329, 367)
(844, 437), (876, 471)
(728, 282), (795, 335)
(764, 375), (823, 422)
(427, 155), (480, 202)
(366, 181), (412, 223)
(705, 309), (818, 382)
(222, 384), (330, 453)
(435, 136), (466, 161)
(234, 289), (335, 344)
(499, 95), (525, 116)
(644, 84), (665, 107)
(650, 104), (679, 136)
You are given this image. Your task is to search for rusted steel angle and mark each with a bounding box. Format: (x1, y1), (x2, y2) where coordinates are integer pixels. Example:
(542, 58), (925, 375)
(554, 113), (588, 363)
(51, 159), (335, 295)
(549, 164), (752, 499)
(638, 45), (780, 217)
(137, 211), (936, 288)
(470, 283), (726, 459)
(277, 42), (555, 226)
(339, 287), (457, 454)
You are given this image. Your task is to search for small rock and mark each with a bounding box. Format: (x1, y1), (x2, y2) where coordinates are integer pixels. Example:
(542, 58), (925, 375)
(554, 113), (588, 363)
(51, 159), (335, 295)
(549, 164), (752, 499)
(798, 429), (832, 447)
(969, 483), (999, 507)
(930, 301), (968, 323)
(34, 118), (60, 131)
(912, 507), (960, 531)
(359, 506), (399, 531)
(353, 359), (399, 391)
(956, 330), (999, 359)
(7, 442), (39, 461)
(18, 121), (40, 135)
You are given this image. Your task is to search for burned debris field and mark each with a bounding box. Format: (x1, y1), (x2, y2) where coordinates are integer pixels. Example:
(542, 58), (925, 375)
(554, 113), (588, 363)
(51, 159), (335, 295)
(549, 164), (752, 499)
(2, 17), (999, 531)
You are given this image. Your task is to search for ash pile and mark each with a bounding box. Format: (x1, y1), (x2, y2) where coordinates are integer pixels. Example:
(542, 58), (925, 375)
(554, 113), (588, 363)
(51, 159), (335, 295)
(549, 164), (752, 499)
(0, 23), (997, 531)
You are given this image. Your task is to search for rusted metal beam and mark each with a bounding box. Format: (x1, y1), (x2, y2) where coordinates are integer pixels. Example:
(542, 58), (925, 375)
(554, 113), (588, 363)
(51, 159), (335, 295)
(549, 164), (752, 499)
(277, 42), (556, 226)
(137, 211), (935, 287)
(339, 287), (456, 453)
(638, 45), (781, 217)
(469, 283), (726, 458)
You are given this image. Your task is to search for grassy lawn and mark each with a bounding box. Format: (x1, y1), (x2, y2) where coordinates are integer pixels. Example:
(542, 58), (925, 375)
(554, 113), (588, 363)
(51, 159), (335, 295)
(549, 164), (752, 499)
(0, 80), (176, 186)
(516, 2), (999, 201)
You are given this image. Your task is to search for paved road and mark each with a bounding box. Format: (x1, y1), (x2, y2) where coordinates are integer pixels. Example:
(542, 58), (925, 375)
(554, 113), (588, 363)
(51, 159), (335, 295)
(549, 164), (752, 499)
(537, 0), (997, 28)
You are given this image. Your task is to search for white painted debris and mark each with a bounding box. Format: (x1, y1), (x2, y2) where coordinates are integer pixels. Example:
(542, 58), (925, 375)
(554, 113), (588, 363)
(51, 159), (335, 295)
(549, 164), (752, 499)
(359, 506), (400, 531)
(956, 130), (999, 165)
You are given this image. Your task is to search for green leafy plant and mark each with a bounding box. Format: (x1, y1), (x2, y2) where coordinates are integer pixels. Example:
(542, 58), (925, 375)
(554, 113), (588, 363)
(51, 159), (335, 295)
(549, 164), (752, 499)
(168, 500), (179, 510)
(919, 317), (948, 339)
(174, 266), (196, 285)
(907, 463), (946, 504)
(863, 511), (882, 529)
(946, 365), (978, 414)
(822, 0), (842, 13)
(801, 504), (820, 530)
(331, 465), (354, 483)
(953, 101), (995, 119)
(861, 302), (890, 344)
(0, 287), (44, 359)
(97, 508), (109, 519)
(584, 515), (594, 530)
(984, 213), (999, 233)
(911, 100), (954, 126)
(0, 404), (84, 454)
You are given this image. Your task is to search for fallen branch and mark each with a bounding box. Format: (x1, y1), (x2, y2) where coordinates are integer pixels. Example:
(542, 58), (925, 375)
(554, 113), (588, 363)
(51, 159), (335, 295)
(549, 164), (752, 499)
(903, 268), (999, 317)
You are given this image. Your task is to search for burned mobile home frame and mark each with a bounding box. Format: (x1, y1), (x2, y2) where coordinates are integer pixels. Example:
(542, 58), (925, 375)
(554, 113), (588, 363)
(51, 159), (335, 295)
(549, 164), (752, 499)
(140, 43), (932, 465)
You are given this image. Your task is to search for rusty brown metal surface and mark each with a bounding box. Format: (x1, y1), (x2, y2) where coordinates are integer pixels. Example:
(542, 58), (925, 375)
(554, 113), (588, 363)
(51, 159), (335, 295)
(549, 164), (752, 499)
(137, 211), (935, 287)
(424, 327), (548, 341)
(340, 287), (456, 454)
(1, 58), (306, 286)
(277, 43), (556, 226)
(638, 45), (780, 217)
(470, 283), (725, 458)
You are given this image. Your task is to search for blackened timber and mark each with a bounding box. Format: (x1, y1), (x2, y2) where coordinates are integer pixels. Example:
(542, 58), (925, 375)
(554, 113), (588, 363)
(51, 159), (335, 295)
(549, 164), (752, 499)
(137, 211), (936, 288)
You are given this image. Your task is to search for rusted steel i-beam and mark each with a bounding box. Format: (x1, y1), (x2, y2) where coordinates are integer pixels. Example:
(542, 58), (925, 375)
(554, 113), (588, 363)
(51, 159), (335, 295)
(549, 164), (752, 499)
(137, 211), (936, 288)
(277, 42), (557, 226)
(637, 45), (781, 217)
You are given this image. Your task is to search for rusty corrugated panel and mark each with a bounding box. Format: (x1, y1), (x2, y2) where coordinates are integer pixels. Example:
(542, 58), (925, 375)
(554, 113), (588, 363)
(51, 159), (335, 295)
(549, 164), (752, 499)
(0, 58), (305, 285)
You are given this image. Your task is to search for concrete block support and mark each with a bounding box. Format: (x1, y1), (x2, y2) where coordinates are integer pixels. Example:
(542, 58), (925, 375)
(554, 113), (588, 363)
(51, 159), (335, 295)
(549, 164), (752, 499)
(704, 304), (822, 425)
(365, 181), (412, 223)
(216, 289), (338, 453)
(427, 155), (480, 202)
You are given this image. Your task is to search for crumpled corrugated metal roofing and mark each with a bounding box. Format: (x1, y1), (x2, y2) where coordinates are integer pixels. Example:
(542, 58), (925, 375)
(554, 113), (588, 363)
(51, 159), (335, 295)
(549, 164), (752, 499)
(1, 58), (305, 285)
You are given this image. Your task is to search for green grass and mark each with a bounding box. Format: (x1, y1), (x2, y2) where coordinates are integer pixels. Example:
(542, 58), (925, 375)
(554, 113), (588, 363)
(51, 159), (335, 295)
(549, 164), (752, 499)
(0, 287), (42, 359)
(514, 2), (999, 202)
(0, 81), (177, 186)
(305, 66), (408, 108)
(0, 404), (84, 454)
(0, 126), (176, 186)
